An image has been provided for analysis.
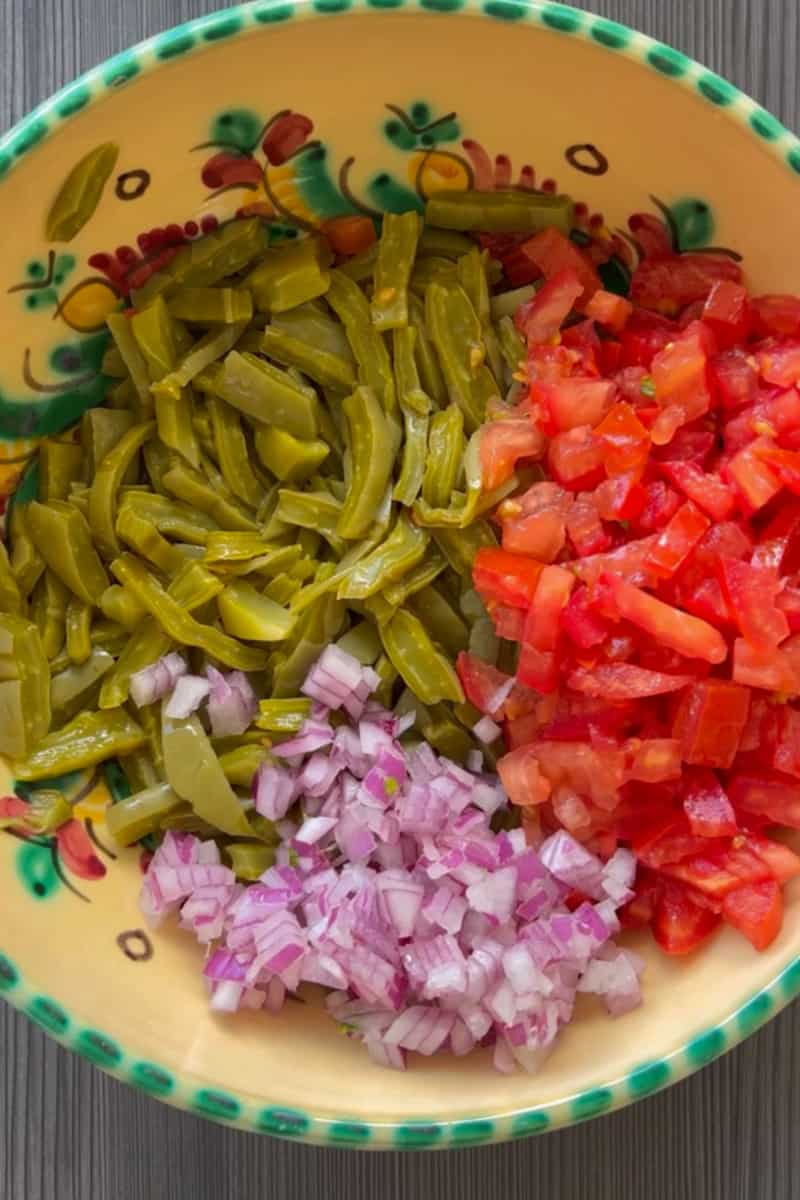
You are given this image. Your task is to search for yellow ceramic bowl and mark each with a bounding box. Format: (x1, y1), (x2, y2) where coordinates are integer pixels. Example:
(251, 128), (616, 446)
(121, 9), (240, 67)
(1, 0), (800, 1150)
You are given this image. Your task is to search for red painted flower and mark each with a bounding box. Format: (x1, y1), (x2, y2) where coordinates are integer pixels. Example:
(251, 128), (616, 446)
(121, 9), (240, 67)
(262, 112), (313, 166)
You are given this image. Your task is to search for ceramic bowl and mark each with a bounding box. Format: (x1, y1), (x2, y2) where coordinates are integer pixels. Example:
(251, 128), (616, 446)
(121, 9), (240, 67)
(1, 0), (800, 1150)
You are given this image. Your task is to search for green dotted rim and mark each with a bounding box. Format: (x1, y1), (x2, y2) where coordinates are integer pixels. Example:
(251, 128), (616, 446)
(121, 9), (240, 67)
(0, 0), (799, 1149)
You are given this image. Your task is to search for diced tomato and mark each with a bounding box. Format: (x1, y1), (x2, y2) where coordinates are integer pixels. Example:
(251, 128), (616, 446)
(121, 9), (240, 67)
(757, 341), (800, 387)
(653, 428), (715, 465)
(651, 323), (714, 438)
(732, 639), (799, 692)
(600, 574), (728, 664)
(567, 664), (691, 700)
(565, 497), (612, 556)
(659, 460), (735, 521)
(322, 215), (377, 257)
(522, 565), (574, 652)
(516, 643), (560, 693)
(520, 227), (601, 307)
(522, 740), (626, 810)
(515, 268), (583, 345)
(632, 480), (682, 534)
(473, 548), (544, 610)
(630, 253), (742, 316)
(722, 879), (782, 950)
(767, 707), (800, 779)
(681, 769), (737, 837)
(652, 879), (721, 954)
(754, 444), (800, 495)
(497, 745), (552, 807)
(490, 603), (526, 641)
(645, 500), (710, 579)
(724, 437), (783, 515)
(672, 680), (750, 768)
(746, 832), (800, 882)
(777, 586), (800, 632)
(618, 869), (663, 930)
(710, 347), (759, 409)
(479, 420), (545, 491)
(502, 509), (567, 561)
(571, 534), (659, 587)
(455, 652), (537, 722)
(560, 587), (610, 649)
(619, 310), (677, 369)
(627, 738), (683, 783)
(728, 773), (800, 828)
(751, 294), (800, 338)
(717, 558), (789, 651)
(532, 378), (616, 434)
(593, 401), (650, 477)
(702, 280), (751, 347)
(585, 288), (633, 333)
(547, 425), (604, 490)
(478, 232), (540, 287)
(593, 472), (646, 522)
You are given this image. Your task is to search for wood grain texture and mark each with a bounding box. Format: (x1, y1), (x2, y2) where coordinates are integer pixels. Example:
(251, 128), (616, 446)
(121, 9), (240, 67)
(1, 1), (800, 1196)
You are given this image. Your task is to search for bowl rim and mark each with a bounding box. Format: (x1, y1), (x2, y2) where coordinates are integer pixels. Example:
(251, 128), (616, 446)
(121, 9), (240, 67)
(2, 0), (800, 1150)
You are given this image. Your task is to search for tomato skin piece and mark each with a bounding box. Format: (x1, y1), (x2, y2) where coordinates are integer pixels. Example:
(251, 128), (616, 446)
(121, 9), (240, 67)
(602, 574), (728, 665)
(568, 664), (692, 700)
(672, 680), (750, 769)
(702, 280), (751, 347)
(516, 268), (583, 345)
(585, 288), (633, 333)
(710, 347), (759, 409)
(630, 253), (742, 315)
(658, 460), (735, 521)
(717, 558), (790, 651)
(645, 500), (710, 579)
(479, 420), (544, 491)
(532, 378), (617, 434)
(652, 879), (721, 954)
(681, 768), (738, 837)
(473, 548), (544, 610)
(722, 879), (782, 951)
(521, 227), (601, 307)
(497, 745), (552, 807)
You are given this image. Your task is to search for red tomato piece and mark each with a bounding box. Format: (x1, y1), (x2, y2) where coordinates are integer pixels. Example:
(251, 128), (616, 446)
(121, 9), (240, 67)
(732, 639), (799, 692)
(645, 500), (711, 579)
(472, 548), (544, 610)
(601, 574), (728, 665)
(652, 879), (721, 954)
(532, 378), (617, 434)
(681, 768), (738, 837)
(710, 347), (759, 409)
(593, 473), (647, 522)
(523, 565), (575, 652)
(571, 534), (659, 587)
(724, 437), (783, 515)
(717, 558), (789, 651)
(630, 253), (742, 315)
(768, 707), (800, 780)
(520, 227), (601, 307)
(560, 587), (611, 649)
(626, 738), (683, 783)
(547, 425), (605, 490)
(479, 420), (544, 491)
(497, 746), (552, 807)
(757, 341), (800, 387)
(565, 497), (612, 556)
(585, 288), (633, 333)
(455, 652), (538, 721)
(568, 664), (692, 700)
(593, 401), (651, 477)
(490, 604), (526, 641)
(751, 294), (800, 338)
(516, 644), (561, 694)
(651, 323), (714, 429)
(619, 870), (663, 930)
(619, 310), (678, 369)
(754, 444), (800, 495)
(515, 268), (583, 345)
(776, 586), (800, 632)
(632, 480), (682, 533)
(728, 773), (800, 828)
(722, 879), (782, 950)
(502, 509), (567, 561)
(702, 279), (751, 347)
(658, 460), (736, 521)
(324, 216), (376, 257)
(524, 740), (626, 810)
(746, 833), (800, 883)
(672, 680), (750, 768)
(653, 427), (715, 464)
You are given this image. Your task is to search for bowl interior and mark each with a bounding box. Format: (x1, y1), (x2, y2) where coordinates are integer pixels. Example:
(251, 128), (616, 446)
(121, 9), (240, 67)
(1, 2), (800, 1147)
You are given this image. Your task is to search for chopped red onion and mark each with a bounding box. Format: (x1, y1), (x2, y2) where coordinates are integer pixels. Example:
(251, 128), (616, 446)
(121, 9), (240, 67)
(141, 648), (643, 1074)
(130, 652), (187, 708)
(473, 716), (502, 745)
(165, 674), (210, 719)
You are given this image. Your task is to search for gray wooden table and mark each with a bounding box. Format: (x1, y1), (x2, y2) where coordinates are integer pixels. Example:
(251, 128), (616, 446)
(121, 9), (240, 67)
(1, 1), (799, 1196)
